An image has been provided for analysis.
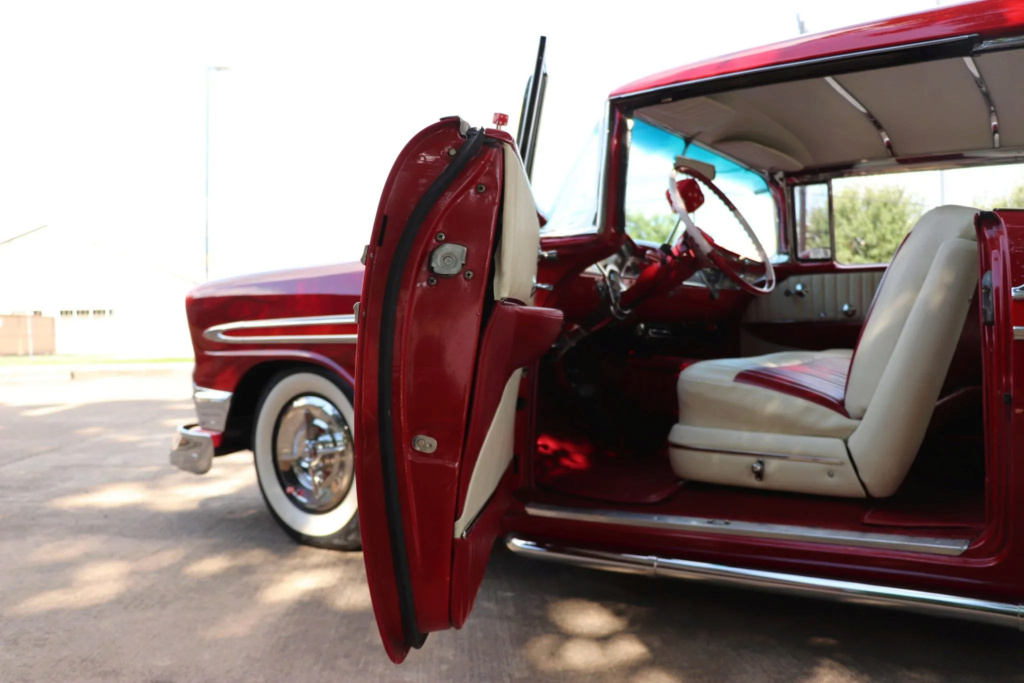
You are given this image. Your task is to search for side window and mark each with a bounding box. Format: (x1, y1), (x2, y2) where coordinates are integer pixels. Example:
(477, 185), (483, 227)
(540, 121), (603, 237)
(794, 164), (1024, 266)
(831, 178), (920, 264)
(793, 183), (831, 260)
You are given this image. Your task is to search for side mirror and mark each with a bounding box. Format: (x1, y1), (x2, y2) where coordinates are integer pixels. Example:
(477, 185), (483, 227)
(666, 178), (705, 214)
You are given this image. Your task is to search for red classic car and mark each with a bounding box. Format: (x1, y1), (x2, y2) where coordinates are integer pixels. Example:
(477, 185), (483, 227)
(177, 0), (1024, 663)
(170, 264), (363, 549)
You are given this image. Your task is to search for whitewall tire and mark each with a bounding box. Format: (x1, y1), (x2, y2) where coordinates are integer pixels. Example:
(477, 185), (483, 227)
(252, 369), (361, 550)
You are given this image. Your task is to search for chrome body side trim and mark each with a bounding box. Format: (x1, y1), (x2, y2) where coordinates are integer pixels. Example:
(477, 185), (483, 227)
(963, 57), (1000, 148)
(668, 442), (845, 465)
(202, 314), (357, 345)
(193, 385), (233, 432)
(505, 536), (1022, 631)
(824, 76), (895, 157)
(1013, 326), (1024, 341)
(1011, 285), (1024, 301)
(169, 424), (215, 475)
(524, 503), (970, 556)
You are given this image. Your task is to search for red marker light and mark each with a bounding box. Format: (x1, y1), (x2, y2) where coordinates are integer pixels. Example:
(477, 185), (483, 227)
(493, 112), (509, 130)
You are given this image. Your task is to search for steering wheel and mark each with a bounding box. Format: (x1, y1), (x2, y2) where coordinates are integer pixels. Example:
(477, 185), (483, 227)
(667, 168), (775, 296)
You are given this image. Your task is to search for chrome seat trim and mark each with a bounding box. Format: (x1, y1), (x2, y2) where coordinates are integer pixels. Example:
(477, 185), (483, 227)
(506, 535), (1021, 631)
(203, 314), (357, 345)
(668, 442), (845, 465)
(525, 503), (971, 556)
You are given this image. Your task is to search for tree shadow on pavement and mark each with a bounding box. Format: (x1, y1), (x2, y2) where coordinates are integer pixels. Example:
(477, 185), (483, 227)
(3, 391), (1024, 682)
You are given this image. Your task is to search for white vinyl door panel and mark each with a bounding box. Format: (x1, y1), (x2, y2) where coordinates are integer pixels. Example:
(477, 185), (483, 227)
(743, 270), (885, 324)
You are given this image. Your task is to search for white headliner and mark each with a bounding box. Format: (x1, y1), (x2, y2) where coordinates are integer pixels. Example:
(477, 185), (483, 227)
(637, 49), (1024, 174)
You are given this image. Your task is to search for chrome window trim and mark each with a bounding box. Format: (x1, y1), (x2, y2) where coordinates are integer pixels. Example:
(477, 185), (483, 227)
(506, 535), (1021, 631)
(202, 314), (357, 345)
(524, 502), (971, 556)
(974, 35), (1024, 54)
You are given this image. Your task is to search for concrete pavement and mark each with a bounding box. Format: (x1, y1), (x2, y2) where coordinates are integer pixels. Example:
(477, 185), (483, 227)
(1, 371), (1023, 682)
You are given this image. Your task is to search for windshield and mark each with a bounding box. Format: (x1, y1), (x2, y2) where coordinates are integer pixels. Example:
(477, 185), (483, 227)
(625, 118), (778, 258)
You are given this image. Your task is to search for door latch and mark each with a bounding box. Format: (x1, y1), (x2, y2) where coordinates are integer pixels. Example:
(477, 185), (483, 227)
(429, 243), (467, 276)
(982, 270), (994, 326)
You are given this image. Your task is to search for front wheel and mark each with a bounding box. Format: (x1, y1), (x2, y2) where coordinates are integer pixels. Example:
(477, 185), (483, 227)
(252, 369), (361, 550)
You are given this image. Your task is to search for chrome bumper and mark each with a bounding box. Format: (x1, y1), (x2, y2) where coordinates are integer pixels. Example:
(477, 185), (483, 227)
(170, 424), (215, 475)
(194, 386), (233, 432)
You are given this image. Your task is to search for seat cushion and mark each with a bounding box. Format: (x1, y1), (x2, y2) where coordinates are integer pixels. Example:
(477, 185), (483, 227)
(677, 349), (860, 440)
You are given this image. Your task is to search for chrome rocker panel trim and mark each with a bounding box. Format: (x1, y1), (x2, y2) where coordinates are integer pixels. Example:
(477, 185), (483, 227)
(169, 424), (215, 475)
(525, 503), (970, 556)
(202, 314), (357, 345)
(506, 535), (1023, 631)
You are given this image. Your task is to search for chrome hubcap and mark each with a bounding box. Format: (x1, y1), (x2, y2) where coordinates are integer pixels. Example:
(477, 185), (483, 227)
(273, 394), (353, 513)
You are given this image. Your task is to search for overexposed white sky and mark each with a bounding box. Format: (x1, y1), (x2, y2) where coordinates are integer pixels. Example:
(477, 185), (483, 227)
(0, 0), (969, 285)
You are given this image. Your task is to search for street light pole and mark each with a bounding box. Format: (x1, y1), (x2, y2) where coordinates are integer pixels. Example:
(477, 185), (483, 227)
(205, 66), (230, 282)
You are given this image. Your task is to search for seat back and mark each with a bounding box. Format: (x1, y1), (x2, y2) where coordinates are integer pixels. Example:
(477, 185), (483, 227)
(845, 206), (978, 418)
(493, 145), (539, 304)
(845, 205), (979, 496)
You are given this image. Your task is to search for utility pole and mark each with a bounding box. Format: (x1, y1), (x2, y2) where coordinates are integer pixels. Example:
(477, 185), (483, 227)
(205, 66), (230, 282)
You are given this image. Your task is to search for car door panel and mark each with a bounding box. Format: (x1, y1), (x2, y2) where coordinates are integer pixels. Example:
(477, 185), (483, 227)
(355, 118), (562, 662)
(741, 268), (885, 353)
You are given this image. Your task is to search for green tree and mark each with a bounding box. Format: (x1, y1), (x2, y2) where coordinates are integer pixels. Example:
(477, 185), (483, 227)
(815, 185), (924, 264)
(625, 212), (678, 244)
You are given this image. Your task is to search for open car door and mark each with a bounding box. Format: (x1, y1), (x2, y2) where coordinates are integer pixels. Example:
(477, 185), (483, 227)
(354, 116), (562, 662)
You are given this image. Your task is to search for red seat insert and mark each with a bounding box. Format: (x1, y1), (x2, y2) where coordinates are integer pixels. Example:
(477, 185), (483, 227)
(735, 355), (850, 416)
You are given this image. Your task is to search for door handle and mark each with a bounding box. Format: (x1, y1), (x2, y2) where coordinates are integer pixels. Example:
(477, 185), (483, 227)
(784, 282), (808, 298)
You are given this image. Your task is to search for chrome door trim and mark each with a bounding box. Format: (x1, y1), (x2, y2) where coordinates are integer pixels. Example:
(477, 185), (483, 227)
(203, 314), (357, 345)
(524, 503), (970, 556)
(1013, 326), (1024, 340)
(505, 535), (1022, 631)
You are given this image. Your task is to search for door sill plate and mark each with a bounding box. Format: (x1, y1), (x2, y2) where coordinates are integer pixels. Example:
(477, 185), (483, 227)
(525, 502), (971, 556)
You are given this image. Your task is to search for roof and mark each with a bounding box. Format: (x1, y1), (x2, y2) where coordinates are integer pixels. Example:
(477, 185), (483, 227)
(611, 0), (1024, 99)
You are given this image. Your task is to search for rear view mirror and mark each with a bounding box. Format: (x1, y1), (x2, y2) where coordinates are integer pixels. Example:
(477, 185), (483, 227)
(674, 156), (716, 181)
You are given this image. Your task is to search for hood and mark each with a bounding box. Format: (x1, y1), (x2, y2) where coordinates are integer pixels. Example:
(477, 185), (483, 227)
(188, 261), (365, 300)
